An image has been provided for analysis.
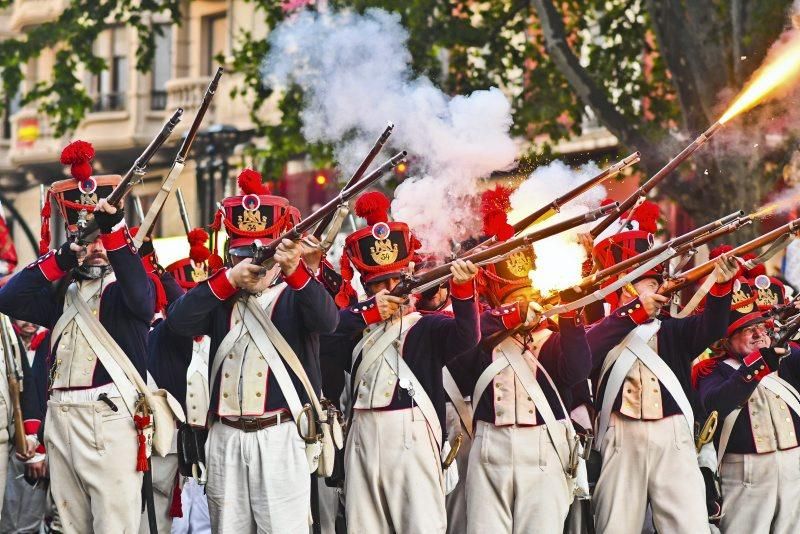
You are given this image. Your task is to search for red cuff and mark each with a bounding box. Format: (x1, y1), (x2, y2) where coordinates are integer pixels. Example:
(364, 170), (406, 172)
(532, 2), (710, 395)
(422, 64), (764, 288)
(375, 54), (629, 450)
(283, 261), (312, 290)
(352, 297), (383, 325)
(741, 351), (769, 382)
(23, 419), (41, 436)
(709, 279), (734, 297)
(36, 253), (66, 282)
(490, 302), (523, 330)
(449, 279), (475, 300)
(35, 443), (45, 454)
(100, 227), (132, 252)
(618, 298), (649, 325)
(207, 269), (237, 301)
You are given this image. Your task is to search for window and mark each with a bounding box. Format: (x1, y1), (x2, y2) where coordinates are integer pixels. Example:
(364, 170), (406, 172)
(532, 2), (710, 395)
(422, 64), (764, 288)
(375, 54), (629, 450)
(92, 27), (128, 112)
(202, 13), (227, 76)
(151, 25), (172, 111)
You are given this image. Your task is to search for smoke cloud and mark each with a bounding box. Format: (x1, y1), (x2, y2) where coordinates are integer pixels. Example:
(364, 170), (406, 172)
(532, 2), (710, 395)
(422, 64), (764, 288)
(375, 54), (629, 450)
(263, 8), (518, 254)
(508, 161), (607, 293)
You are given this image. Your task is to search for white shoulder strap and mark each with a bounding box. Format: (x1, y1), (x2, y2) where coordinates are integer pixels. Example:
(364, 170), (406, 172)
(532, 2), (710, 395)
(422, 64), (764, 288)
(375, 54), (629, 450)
(66, 285), (143, 417)
(442, 367), (473, 439)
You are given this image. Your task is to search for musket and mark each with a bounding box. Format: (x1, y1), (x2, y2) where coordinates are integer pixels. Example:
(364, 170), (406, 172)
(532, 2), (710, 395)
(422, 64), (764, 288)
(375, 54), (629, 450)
(464, 152), (640, 255)
(659, 217), (800, 296)
(74, 108), (184, 245)
(0, 315), (26, 455)
(38, 185), (45, 215)
(590, 122), (725, 238)
(566, 211), (745, 296)
(773, 314), (800, 347)
(175, 188), (192, 235)
(134, 67), (224, 248)
(312, 122), (394, 244)
(251, 151), (408, 266)
(388, 203), (620, 298)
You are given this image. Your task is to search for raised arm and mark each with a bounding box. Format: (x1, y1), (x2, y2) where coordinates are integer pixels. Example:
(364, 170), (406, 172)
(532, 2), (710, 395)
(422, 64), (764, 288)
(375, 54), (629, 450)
(669, 280), (733, 358)
(431, 279), (480, 364)
(538, 312), (592, 390)
(165, 269), (235, 338)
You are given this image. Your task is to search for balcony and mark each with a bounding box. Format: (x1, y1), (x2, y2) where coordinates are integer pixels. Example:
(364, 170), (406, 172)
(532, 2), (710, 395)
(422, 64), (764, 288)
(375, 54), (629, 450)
(8, 0), (66, 32)
(165, 77), (218, 125)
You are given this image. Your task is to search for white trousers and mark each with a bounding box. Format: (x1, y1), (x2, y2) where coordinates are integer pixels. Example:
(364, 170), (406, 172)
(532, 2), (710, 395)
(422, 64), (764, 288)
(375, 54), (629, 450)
(45, 397), (143, 533)
(316, 477), (339, 534)
(444, 402), (472, 534)
(593, 414), (709, 534)
(1, 451), (43, 533)
(205, 420), (310, 534)
(719, 448), (800, 534)
(345, 408), (445, 534)
(139, 453), (180, 534)
(170, 477), (211, 534)
(465, 422), (571, 534)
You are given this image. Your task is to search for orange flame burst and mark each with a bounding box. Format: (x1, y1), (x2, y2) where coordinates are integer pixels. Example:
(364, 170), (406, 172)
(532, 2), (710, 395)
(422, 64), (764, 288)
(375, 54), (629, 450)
(751, 194), (800, 220)
(719, 32), (800, 124)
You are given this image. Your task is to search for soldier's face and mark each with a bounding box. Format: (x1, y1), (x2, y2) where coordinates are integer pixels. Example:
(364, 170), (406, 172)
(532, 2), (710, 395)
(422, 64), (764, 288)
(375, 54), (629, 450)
(14, 320), (36, 336)
(729, 322), (771, 356)
(415, 286), (448, 312)
(85, 239), (109, 266)
(620, 277), (660, 305)
(365, 277), (400, 296)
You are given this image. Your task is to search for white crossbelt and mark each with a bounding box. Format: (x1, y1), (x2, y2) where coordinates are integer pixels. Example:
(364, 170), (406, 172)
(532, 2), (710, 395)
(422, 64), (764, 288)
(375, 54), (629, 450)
(442, 367), (473, 439)
(595, 320), (694, 451)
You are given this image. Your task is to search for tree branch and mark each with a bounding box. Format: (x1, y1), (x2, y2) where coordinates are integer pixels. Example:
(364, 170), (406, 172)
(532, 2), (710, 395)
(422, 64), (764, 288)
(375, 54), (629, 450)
(529, 0), (660, 158)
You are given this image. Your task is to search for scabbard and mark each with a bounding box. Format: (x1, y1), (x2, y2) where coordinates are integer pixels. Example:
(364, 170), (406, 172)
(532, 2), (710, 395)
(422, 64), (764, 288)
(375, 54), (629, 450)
(143, 462), (158, 534)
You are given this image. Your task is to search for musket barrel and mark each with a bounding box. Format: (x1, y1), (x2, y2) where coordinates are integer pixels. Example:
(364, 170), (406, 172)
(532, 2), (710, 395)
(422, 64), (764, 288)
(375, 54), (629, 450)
(178, 67), (223, 162)
(660, 217), (800, 295)
(313, 122), (394, 240)
(590, 122), (724, 238)
(176, 188), (192, 235)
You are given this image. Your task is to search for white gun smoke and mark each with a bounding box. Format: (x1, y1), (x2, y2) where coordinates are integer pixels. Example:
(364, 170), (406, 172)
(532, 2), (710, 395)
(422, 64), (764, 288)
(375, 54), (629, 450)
(508, 161), (607, 293)
(262, 8), (518, 254)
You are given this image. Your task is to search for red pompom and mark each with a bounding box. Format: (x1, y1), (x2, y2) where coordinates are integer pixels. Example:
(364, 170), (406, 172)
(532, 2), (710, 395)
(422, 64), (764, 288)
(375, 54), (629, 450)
(601, 197), (616, 206)
(624, 200), (660, 234)
(129, 226), (140, 237)
(187, 228), (209, 246)
(237, 168), (269, 195)
(60, 140), (95, 181)
(742, 253), (766, 277)
(335, 252), (357, 308)
(354, 191), (390, 226)
(481, 186), (514, 241)
(190, 245), (211, 264)
(207, 254), (224, 272)
(709, 244), (733, 260)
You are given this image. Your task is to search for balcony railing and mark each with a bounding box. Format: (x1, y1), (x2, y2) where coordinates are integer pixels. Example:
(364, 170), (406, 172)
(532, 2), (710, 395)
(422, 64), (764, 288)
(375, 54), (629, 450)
(165, 77), (217, 122)
(91, 93), (127, 113)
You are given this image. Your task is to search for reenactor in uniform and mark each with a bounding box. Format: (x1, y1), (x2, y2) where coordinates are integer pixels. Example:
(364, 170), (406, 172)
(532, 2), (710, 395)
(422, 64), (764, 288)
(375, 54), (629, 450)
(448, 186), (592, 533)
(585, 204), (739, 534)
(694, 281), (800, 533)
(163, 169), (339, 533)
(0, 140), (156, 531)
(330, 191), (480, 534)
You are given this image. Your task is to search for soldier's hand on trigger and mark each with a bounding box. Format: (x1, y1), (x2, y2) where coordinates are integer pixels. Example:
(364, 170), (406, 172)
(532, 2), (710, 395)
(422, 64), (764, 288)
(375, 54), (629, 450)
(714, 254), (739, 284)
(450, 259), (478, 285)
(300, 235), (324, 273)
(227, 258), (266, 290)
(524, 300), (544, 327)
(642, 293), (669, 318)
(274, 238), (302, 277)
(374, 289), (405, 320)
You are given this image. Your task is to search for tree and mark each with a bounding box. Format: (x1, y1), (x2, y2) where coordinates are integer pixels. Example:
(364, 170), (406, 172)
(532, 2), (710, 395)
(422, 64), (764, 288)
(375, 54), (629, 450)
(229, 0), (798, 238)
(0, 0), (181, 135)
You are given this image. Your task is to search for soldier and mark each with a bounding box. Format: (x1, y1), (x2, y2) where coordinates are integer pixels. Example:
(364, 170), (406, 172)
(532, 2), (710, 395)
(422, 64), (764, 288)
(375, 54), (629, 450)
(0, 140), (156, 531)
(446, 186), (591, 533)
(163, 169), (339, 533)
(585, 203), (739, 534)
(694, 282), (800, 534)
(331, 191), (479, 534)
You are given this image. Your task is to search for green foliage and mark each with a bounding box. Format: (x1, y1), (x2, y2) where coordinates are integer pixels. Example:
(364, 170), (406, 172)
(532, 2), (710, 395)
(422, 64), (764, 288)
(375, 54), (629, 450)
(0, 0), (181, 135)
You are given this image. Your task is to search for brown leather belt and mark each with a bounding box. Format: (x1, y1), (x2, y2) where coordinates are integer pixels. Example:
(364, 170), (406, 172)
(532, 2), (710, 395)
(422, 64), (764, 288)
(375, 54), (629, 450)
(219, 412), (289, 433)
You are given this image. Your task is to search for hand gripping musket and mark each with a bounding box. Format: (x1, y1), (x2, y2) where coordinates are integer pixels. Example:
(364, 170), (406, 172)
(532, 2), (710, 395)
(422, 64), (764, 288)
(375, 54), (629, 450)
(590, 123), (725, 239)
(0, 315), (26, 455)
(772, 312), (800, 347)
(251, 151), (408, 267)
(133, 67), (224, 249)
(312, 122), (394, 250)
(388, 203), (620, 299)
(73, 108), (184, 245)
(175, 187), (193, 235)
(659, 218), (800, 297)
